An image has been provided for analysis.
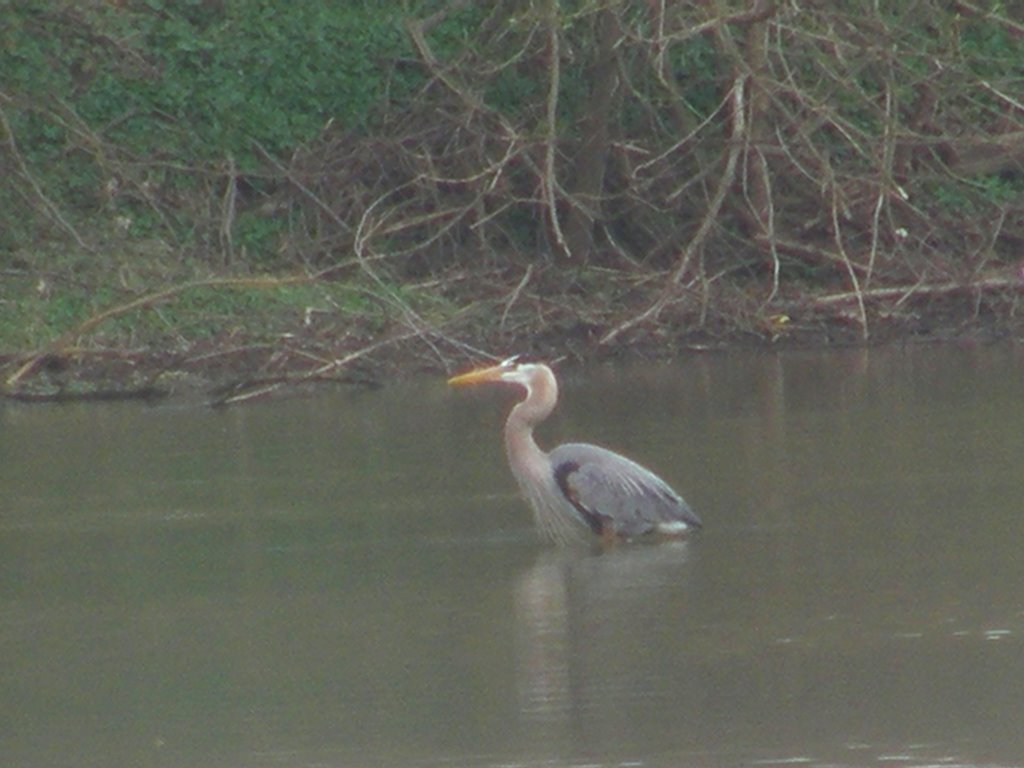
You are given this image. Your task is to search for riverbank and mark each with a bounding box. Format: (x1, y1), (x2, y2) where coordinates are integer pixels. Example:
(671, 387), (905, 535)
(5, 4), (1023, 405)
(3, 262), (1022, 405)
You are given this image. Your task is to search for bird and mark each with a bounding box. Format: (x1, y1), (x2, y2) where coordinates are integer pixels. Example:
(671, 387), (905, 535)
(448, 356), (701, 544)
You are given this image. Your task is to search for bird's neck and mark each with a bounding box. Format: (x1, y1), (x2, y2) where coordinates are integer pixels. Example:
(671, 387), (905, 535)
(504, 390), (554, 475)
(503, 365), (559, 482)
(504, 408), (549, 486)
(505, 404), (543, 453)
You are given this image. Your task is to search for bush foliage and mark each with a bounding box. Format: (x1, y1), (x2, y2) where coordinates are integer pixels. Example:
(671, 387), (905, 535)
(2, 0), (1024, 347)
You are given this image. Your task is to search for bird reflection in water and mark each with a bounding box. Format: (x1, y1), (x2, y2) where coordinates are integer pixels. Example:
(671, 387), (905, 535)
(513, 543), (696, 742)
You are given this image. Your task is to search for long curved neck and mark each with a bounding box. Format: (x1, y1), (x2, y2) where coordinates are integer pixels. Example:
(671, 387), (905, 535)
(504, 365), (558, 477)
(501, 364), (581, 542)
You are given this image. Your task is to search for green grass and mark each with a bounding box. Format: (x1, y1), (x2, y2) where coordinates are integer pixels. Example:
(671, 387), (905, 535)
(0, 243), (380, 353)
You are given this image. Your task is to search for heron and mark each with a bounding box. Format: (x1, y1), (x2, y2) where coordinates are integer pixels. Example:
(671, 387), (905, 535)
(448, 357), (701, 543)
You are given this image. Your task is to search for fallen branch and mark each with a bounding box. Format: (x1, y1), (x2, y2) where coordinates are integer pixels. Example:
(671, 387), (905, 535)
(5, 385), (166, 403)
(808, 274), (1024, 308)
(211, 326), (422, 406)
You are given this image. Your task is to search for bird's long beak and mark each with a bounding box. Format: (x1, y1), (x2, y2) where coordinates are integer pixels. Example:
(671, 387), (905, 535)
(447, 363), (506, 387)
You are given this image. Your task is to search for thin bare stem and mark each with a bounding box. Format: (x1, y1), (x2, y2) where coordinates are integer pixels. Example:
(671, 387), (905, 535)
(0, 100), (90, 250)
(543, 0), (570, 259)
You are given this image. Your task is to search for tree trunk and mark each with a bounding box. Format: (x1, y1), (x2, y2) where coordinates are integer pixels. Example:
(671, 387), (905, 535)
(562, 4), (621, 263)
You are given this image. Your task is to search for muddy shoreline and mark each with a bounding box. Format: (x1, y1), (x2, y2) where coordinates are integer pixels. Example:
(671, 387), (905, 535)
(4, 281), (1022, 406)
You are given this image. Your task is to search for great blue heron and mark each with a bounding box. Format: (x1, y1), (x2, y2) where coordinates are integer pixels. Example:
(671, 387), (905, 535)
(448, 357), (701, 543)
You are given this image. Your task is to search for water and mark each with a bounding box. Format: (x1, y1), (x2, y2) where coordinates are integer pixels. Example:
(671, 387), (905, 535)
(2, 343), (1023, 768)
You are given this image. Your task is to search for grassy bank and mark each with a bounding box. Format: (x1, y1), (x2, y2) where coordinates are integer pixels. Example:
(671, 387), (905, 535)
(4, 243), (1022, 404)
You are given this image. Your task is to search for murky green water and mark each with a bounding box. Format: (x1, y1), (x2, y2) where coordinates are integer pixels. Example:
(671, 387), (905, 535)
(2, 344), (1024, 768)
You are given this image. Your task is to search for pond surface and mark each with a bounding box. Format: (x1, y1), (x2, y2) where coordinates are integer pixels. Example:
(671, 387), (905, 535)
(2, 343), (1024, 768)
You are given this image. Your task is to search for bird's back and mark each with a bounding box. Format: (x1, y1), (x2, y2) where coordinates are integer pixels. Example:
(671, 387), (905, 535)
(549, 442), (700, 538)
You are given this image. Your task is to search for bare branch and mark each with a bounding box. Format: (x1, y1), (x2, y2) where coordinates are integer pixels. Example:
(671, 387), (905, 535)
(543, 0), (570, 260)
(0, 98), (91, 250)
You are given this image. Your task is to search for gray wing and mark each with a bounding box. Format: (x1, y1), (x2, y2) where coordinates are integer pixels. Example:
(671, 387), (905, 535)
(549, 442), (701, 537)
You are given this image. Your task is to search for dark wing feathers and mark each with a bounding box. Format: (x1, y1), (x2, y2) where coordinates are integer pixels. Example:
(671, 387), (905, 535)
(552, 460), (604, 534)
(549, 442), (701, 537)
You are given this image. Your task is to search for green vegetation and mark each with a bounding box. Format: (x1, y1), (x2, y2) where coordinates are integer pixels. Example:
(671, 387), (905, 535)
(2, 1), (1023, 399)
(0, 245), (375, 351)
(0, 1), (415, 253)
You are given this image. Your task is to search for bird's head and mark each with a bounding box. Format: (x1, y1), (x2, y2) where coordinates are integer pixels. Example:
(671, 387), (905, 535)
(447, 356), (555, 393)
(448, 356), (560, 421)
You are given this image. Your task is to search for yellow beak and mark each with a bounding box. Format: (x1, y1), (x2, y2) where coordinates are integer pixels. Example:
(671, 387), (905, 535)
(447, 364), (506, 387)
